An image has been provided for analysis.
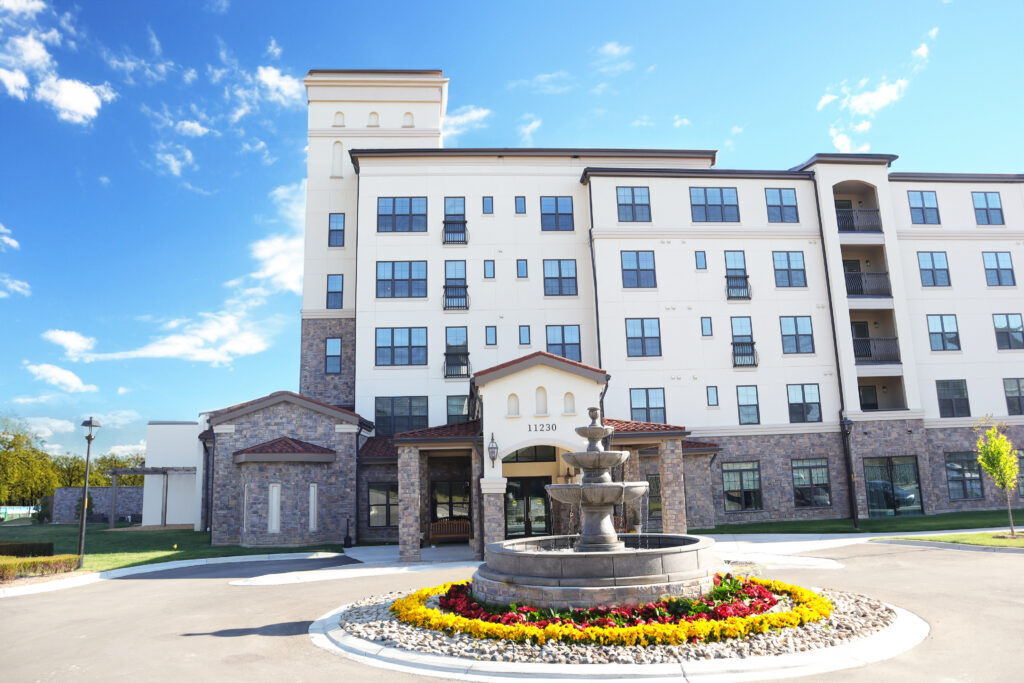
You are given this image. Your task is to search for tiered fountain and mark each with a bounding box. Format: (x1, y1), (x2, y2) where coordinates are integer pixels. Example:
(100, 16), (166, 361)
(472, 408), (721, 609)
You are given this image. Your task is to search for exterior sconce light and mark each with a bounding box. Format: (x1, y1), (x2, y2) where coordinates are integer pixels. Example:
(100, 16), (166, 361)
(840, 418), (854, 437)
(487, 433), (498, 468)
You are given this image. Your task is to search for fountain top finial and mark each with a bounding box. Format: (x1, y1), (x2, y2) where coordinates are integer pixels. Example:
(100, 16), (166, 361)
(575, 406), (614, 450)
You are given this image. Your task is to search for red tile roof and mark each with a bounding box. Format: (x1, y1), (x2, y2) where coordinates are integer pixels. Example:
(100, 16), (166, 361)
(359, 436), (397, 460)
(208, 390), (363, 422)
(473, 351), (606, 379)
(233, 436), (335, 456)
(604, 417), (688, 433)
(394, 419), (481, 441)
(198, 428), (213, 440)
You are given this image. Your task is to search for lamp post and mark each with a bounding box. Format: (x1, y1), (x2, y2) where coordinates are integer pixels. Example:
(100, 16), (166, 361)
(487, 434), (498, 469)
(76, 417), (101, 569)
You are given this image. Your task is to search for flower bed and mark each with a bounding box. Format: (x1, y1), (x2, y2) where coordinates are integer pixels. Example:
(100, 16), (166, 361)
(390, 574), (833, 646)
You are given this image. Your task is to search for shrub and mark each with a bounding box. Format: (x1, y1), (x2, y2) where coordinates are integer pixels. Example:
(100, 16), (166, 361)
(0, 554), (79, 581)
(0, 542), (54, 557)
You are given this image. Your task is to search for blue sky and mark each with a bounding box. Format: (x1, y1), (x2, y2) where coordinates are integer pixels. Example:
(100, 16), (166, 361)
(1, 0), (1021, 457)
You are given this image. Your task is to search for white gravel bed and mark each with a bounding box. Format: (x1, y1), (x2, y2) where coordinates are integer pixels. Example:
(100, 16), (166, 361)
(335, 587), (896, 664)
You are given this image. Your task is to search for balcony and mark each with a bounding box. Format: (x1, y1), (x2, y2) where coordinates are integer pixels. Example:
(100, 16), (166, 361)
(444, 347), (471, 378)
(853, 336), (901, 363)
(725, 275), (751, 300)
(845, 272), (892, 297)
(442, 219), (468, 245)
(836, 208), (882, 233)
(858, 377), (908, 411)
(732, 341), (758, 367)
(443, 284), (469, 310)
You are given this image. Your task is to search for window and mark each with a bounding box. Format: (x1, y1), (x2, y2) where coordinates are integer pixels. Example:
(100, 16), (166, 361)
(515, 196), (526, 214)
(368, 483), (398, 527)
(773, 251), (806, 287)
(443, 197), (466, 243)
(630, 388), (665, 423)
(625, 318), (661, 357)
(983, 252), (1015, 286)
(377, 196), (427, 232)
(444, 260), (467, 310)
(516, 259), (528, 278)
(780, 316), (814, 354)
(695, 251), (707, 270)
(690, 187), (739, 222)
(309, 483), (318, 532)
(972, 192), (1004, 225)
(485, 325), (497, 345)
(431, 481), (470, 521)
(482, 196), (493, 214)
(725, 251), (749, 299)
(918, 252), (950, 287)
(945, 452), (983, 499)
(737, 386), (759, 425)
(617, 186), (651, 222)
(621, 251), (656, 288)
(540, 196), (574, 230)
(765, 188), (798, 223)
(376, 261), (427, 298)
(927, 315), (960, 351)
(375, 327), (427, 366)
(994, 314), (1024, 349)
(444, 327), (469, 378)
(374, 396), (428, 436)
(701, 317), (713, 336)
(723, 461), (762, 511)
(646, 474), (661, 518)
(483, 260), (495, 279)
(732, 317), (756, 366)
(859, 385), (879, 411)
(328, 213), (345, 246)
(543, 259), (578, 295)
(502, 446), (556, 463)
(787, 384), (821, 423)
(936, 380), (970, 418)
(519, 325), (530, 345)
(325, 338), (342, 374)
(267, 483), (281, 533)
(792, 459), (831, 508)
(447, 395), (470, 425)
(1005, 378), (1024, 415)
(908, 191), (940, 224)
(326, 274), (343, 309)
(546, 325), (581, 361)
(707, 386), (719, 406)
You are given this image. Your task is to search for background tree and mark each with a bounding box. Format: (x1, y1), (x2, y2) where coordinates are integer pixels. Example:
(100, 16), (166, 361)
(0, 418), (58, 504)
(94, 452), (146, 486)
(975, 420), (1019, 536)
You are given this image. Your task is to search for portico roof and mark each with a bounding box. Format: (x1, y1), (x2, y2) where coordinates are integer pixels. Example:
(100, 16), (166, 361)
(232, 436), (336, 464)
(207, 390), (369, 428)
(394, 419), (481, 442)
(604, 417), (720, 451)
(473, 351), (608, 386)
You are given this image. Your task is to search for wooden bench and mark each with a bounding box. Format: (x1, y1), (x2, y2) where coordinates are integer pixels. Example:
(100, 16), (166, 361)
(429, 518), (471, 545)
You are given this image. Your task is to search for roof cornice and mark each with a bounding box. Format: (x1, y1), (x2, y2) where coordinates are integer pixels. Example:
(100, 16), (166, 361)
(349, 148), (718, 173)
(580, 167), (814, 184)
(790, 153), (899, 171)
(888, 172), (1024, 183)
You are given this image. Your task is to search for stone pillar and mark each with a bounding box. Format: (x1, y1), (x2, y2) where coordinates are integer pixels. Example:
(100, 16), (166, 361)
(480, 478), (507, 547)
(621, 448), (642, 530)
(682, 454), (715, 530)
(471, 443), (484, 560)
(109, 474), (118, 529)
(397, 445), (422, 562)
(658, 439), (688, 534)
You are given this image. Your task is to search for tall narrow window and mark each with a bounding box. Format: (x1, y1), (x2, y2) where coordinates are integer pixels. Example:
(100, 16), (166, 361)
(444, 260), (468, 310)
(447, 395), (470, 424)
(983, 252), (1015, 286)
(725, 251), (749, 299)
(621, 251), (656, 288)
(1004, 378), (1024, 416)
(908, 191), (940, 224)
(443, 197), (466, 244)
(927, 315), (960, 351)
(773, 251), (806, 287)
(646, 474), (662, 519)
(540, 196), (574, 230)
(546, 325), (581, 361)
(737, 385), (759, 425)
(444, 327), (469, 378)
(690, 187), (739, 222)
(516, 259), (528, 278)
(368, 483), (398, 527)
(630, 388), (665, 423)
(308, 483), (318, 531)
(723, 461), (762, 510)
(695, 251), (707, 270)
(701, 317), (713, 337)
(918, 252), (950, 287)
(331, 141), (344, 177)
(780, 316), (814, 354)
(515, 196), (526, 214)
(268, 483), (281, 533)
(543, 259), (577, 295)
(325, 338), (342, 374)
(731, 317), (756, 366)
(326, 274), (343, 309)
(485, 325), (497, 345)
(972, 192), (1004, 225)
(482, 196), (493, 214)
(483, 260), (495, 279)
(706, 386), (719, 406)
(993, 314), (1024, 349)
(535, 386), (548, 415)
(328, 213), (345, 246)
(787, 384), (821, 423)
(376, 261), (427, 298)
(625, 318), (661, 357)
(936, 380), (970, 418)
(765, 188), (798, 223)
(616, 186), (651, 222)
(519, 325), (531, 345)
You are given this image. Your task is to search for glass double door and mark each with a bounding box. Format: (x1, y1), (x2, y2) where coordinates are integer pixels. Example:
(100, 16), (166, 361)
(864, 456), (924, 517)
(504, 477), (550, 538)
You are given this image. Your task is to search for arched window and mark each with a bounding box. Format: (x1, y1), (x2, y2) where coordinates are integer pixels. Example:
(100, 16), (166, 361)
(331, 141), (344, 178)
(333, 111), (345, 127)
(507, 393), (520, 417)
(563, 392), (575, 415)
(503, 446), (557, 463)
(535, 386), (548, 415)
(402, 112), (414, 128)
(368, 111), (380, 127)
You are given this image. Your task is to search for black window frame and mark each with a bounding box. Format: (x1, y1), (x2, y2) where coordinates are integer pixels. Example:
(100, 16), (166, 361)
(368, 482), (399, 527)
(706, 385), (719, 406)
(646, 474), (662, 518)
(431, 480), (471, 521)
(983, 251), (1015, 286)
(483, 260), (495, 279)
(519, 325), (530, 345)
(695, 251), (707, 270)
(485, 325), (497, 346)
(792, 458), (831, 508)
(737, 385), (759, 425)
(621, 250), (657, 288)
(446, 395), (471, 425)
(787, 383), (822, 423)
(945, 452), (983, 500)
(917, 251), (950, 287)
(516, 259), (528, 278)
(444, 326), (469, 378)
(616, 186), (651, 222)
(514, 196), (526, 214)
(731, 316), (756, 367)
(629, 387), (666, 423)
(376, 261), (427, 298)
(377, 196), (427, 232)
(690, 186), (739, 223)
(927, 314), (961, 351)
(543, 259), (578, 296)
(780, 316), (814, 354)
(546, 324), (581, 362)
(765, 188), (799, 223)
(723, 461), (762, 511)
(540, 195), (574, 231)
(908, 190), (940, 224)
(375, 327), (427, 366)
(328, 212), (345, 246)
(993, 314), (1024, 350)
(325, 337), (342, 375)
(625, 318), (661, 357)
(972, 191), (1004, 225)
(1005, 378), (1024, 416)
(326, 274), (343, 309)
(936, 379), (971, 418)
(482, 196), (493, 214)
(502, 446), (557, 463)
(772, 251), (806, 287)
(701, 317), (713, 337)
(374, 396), (428, 437)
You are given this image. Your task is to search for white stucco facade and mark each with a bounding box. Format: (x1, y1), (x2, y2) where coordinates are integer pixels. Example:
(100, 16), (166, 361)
(142, 421), (205, 529)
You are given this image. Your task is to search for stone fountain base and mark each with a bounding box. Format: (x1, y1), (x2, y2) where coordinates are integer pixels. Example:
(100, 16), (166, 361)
(471, 534), (722, 610)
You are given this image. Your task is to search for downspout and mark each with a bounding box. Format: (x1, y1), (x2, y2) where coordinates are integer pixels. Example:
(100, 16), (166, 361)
(584, 174), (604, 369)
(350, 158), (362, 542)
(810, 172), (860, 529)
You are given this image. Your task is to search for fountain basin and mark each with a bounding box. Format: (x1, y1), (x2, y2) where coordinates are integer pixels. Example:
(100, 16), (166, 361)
(546, 482), (648, 506)
(561, 449), (630, 472)
(472, 534), (723, 609)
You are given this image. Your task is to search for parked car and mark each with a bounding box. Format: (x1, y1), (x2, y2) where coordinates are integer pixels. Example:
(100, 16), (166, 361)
(866, 480), (917, 509)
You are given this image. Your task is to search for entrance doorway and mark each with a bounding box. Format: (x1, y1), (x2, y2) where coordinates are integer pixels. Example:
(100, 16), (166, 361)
(863, 456), (924, 517)
(504, 477), (550, 537)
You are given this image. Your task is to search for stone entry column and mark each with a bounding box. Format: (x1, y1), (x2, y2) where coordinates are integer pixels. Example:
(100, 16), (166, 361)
(108, 474), (119, 529)
(657, 439), (688, 534)
(471, 443), (484, 560)
(621, 448), (641, 529)
(397, 445), (422, 562)
(479, 477), (507, 546)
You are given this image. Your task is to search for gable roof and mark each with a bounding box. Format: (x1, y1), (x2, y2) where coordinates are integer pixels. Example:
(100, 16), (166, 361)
(233, 437), (335, 456)
(208, 390), (366, 427)
(359, 436), (398, 461)
(473, 351), (608, 387)
(393, 419), (481, 443)
(604, 417), (719, 451)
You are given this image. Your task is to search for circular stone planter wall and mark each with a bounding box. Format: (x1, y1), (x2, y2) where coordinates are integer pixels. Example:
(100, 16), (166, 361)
(472, 533), (722, 609)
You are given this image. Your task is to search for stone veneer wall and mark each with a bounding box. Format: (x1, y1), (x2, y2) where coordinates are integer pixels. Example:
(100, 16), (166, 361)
(397, 446), (422, 561)
(357, 462), (399, 543)
(922, 425), (1024, 514)
(657, 440), (688, 533)
(845, 418), (929, 520)
(52, 486), (143, 524)
(299, 318), (356, 407)
(210, 401), (358, 547)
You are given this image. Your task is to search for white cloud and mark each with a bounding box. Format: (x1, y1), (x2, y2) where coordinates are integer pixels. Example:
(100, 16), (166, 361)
(245, 181), (304, 293)
(843, 78), (908, 116)
(256, 65), (302, 105)
(34, 74), (117, 124)
(99, 175), (110, 186)
(24, 417), (75, 440)
(731, 125), (744, 135)
(147, 26), (162, 56)
(590, 82), (609, 95)
(597, 41), (631, 58)
(205, 0), (229, 13)
(182, 67), (197, 84)
(829, 127), (852, 153)
(0, 274), (30, 297)
(42, 329), (96, 359)
(646, 64), (656, 73)
(441, 104), (491, 142)
(117, 386), (130, 395)
(25, 362), (98, 393)
(0, 67), (29, 99)
(928, 27), (939, 39)
(102, 45), (174, 84)
(11, 394), (55, 404)
(592, 41), (634, 76)
(89, 410), (140, 429)
(913, 43), (929, 60)
(816, 93), (838, 110)
(107, 440), (147, 457)
(7, 31), (54, 71)
(181, 181), (213, 196)
(154, 142), (195, 176)
(0, 0), (47, 17)
(630, 114), (654, 127)
(175, 119), (211, 137)
(517, 115), (541, 146)
(264, 37), (282, 59)
(507, 71), (573, 94)
(241, 138), (275, 165)
(673, 115), (690, 127)
(852, 120), (871, 133)
(0, 222), (19, 250)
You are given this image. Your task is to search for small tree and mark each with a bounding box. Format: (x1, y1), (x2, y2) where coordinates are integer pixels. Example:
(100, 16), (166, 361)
(974, 421), (1019, 536)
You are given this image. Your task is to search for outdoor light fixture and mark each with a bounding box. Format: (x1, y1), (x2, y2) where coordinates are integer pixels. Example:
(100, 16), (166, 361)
(76, 417), (101, 569)
(487, 433), (498, 468)
(840, 418), (854, 437)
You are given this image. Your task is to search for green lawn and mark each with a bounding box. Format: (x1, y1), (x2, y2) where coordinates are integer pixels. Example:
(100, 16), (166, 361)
(888, 531), (1024, 548)
(690, 508), (1024, 535)
(0, 523), (345, 573)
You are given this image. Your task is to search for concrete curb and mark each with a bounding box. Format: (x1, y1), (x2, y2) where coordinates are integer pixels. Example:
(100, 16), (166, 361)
(0, 551), (345, 599)
(308, 600), (929, 682)
(870, 538), (1024, 554)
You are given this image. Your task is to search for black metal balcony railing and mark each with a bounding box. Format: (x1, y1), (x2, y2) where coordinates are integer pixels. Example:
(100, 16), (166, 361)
(853, 336), (901, 363)
(836, 208), (882, 232)
(732, 341), (758, 367)
(443, 284), (469, 310)
(444, 348), (471, 378)
(726, 274), (751, 300)
(442, 219), (468, 244)
(845, 271), (892, 297)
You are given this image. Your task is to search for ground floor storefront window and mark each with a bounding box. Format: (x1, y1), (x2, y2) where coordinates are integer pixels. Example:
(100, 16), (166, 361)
(944, 452), (983, 500)
(368, 482), (399, 527)
(723, 461), (762, 511)
(792, 458), (831, 507)
(431, 480), (470, 521)
(863, 456), (923, 517)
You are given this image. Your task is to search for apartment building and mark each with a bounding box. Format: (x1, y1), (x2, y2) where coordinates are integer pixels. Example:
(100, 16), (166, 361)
(194, 69), (1023, 556)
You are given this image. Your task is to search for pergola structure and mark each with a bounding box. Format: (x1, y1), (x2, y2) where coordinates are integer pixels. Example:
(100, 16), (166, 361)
(103, 467), (196, 528)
